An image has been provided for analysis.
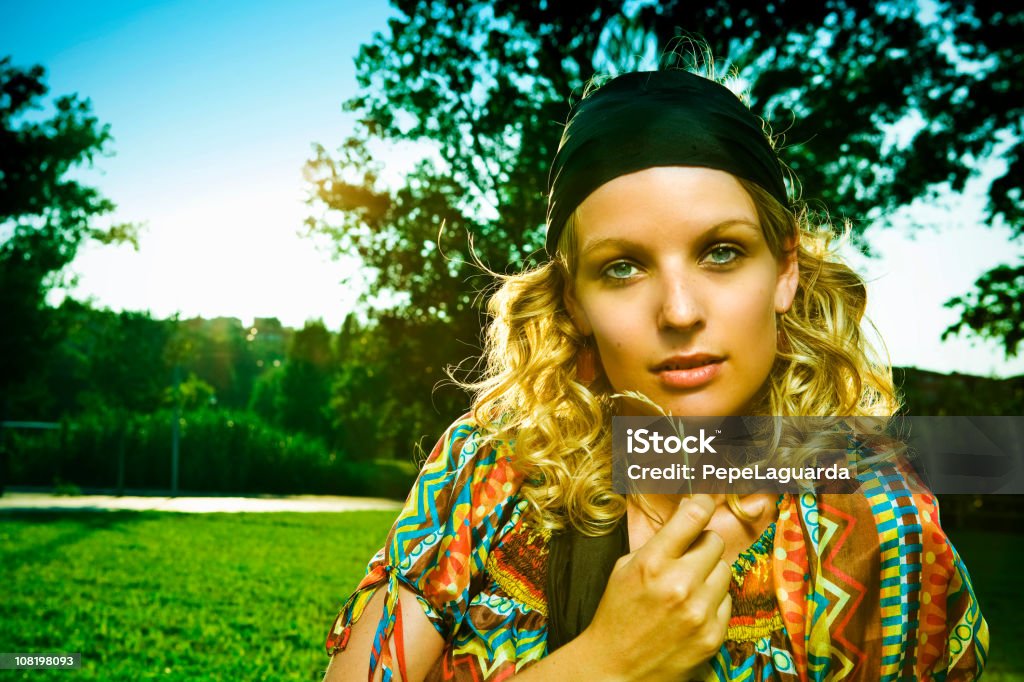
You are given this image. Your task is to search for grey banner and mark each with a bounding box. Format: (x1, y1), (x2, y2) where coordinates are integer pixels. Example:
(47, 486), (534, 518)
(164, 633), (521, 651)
(0, 653), (82, 669)
(612, 416), (1024, 495)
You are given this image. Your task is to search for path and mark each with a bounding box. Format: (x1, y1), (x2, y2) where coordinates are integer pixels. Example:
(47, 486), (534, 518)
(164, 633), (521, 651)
(0, 492), (403, 513)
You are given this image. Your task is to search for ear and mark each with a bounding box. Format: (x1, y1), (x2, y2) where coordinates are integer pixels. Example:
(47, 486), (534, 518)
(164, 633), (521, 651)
(563, 280), (593, 336)
(774, 238), (799, 314)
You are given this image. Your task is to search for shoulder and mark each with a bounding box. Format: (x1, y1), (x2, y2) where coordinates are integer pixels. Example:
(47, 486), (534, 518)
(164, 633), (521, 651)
(387, 412), (524, 569)
(324, 415), (528, 671)
(417, 411), (522, 503)
(781, 453), (939, 535)
(775, 454), (952, 583)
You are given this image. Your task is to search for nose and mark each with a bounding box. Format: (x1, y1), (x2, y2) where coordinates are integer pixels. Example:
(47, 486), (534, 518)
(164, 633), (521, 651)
(656, 275), (705, 332)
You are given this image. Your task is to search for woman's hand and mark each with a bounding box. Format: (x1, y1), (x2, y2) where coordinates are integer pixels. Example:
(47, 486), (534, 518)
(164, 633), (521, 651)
(578, 494), (731, 682)
(325, 495), (730, 682)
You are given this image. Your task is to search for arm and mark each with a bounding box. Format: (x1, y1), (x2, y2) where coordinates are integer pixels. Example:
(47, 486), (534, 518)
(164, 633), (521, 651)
(322, 586), (714, 682)
(324, 586), (444, 682)
(326, 495), (730, 682)
(323, 587), (624, 682)
(322, 416), (518, 681)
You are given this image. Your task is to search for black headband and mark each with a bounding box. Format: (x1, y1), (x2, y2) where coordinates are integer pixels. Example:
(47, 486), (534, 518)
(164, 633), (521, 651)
(545, 70), (788, 256)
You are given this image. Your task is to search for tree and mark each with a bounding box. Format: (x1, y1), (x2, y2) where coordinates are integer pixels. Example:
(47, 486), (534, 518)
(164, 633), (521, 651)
(330, 312), (465, 459)
(0, 57), (138, 410)
(279, 320), (336, 439)
(304, 1), (1022, 441)
(173, 317), (252, 409)
(45, 301), (175, 416)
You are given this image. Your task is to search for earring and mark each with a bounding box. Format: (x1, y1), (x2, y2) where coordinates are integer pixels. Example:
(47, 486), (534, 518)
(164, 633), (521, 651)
(577, 339), (597, 383)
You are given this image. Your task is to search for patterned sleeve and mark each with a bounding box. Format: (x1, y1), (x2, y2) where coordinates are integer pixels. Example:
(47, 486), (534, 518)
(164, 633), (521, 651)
(325, 413), (522, 681)
(773, 456), (989, 681)
(914, 489), (989, 680)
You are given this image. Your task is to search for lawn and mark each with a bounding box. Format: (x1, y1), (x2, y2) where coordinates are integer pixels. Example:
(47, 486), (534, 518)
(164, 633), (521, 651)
(0, 511), (395, 681)
(0, 512), (1019, 681)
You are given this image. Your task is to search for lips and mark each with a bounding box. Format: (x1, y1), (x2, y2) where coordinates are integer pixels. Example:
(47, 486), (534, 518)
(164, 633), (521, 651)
(652, 354), (724, 372)
(652, 354), (724, 389)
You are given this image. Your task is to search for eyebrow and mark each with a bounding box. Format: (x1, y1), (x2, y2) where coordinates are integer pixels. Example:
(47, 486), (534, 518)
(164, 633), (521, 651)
(579, 219), (761, 258)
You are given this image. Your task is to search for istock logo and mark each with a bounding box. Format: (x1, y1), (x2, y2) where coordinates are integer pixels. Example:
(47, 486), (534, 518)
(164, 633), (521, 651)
(625, 428), (717, 454)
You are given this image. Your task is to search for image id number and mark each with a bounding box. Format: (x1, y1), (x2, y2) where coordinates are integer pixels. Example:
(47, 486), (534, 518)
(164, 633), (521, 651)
(0, 653), (82, 669)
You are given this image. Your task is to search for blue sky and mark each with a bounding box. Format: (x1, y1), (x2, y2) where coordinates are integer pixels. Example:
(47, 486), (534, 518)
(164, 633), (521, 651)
(3, 0), (1024, 378)
(1, 0), (398, 329)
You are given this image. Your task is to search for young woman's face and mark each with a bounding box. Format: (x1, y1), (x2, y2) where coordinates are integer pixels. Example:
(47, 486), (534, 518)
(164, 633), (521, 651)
(564, 166), (799, 417)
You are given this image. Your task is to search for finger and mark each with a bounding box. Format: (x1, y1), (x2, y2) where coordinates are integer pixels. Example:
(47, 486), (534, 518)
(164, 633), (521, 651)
(688, 529), (726, 558)
(704, 558), (732, 598)
(715, 590), (732, 628)
(640, 494), (716, 559)
(739, 494), (769, 518)
(612, 545), (643, 572)
(707, 591), (732, 651)
(664, 553), (730, 608)
(680, 530), (726, 577)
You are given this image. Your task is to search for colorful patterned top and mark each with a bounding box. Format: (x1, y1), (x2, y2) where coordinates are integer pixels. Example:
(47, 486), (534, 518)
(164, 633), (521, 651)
(326, 414), (989, 681)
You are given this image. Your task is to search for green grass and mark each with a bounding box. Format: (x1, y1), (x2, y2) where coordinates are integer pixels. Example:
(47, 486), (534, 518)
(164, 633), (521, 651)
(0, 511), (396, 681)
(0, 514), (1019, 681)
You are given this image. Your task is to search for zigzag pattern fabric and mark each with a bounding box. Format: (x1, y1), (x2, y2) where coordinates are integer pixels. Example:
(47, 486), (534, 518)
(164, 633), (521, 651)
(768, 459), (989, 680)
(326, 415), (988, 681)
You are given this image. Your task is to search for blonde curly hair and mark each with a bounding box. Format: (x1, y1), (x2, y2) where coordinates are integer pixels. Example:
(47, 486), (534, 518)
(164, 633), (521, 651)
(453, 68), (901, 537)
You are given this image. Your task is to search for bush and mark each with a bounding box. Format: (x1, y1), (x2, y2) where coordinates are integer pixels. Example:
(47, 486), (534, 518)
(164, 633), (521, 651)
(4, 408), (417, 498)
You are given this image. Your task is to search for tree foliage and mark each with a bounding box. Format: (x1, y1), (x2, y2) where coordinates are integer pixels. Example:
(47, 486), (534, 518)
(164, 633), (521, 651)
(329, 312), (463, 460)
(279, 320), (336, 439)
(0, 57), (138, 397)
(48, 299), (175, 414)
(304, 0), (1024, 408)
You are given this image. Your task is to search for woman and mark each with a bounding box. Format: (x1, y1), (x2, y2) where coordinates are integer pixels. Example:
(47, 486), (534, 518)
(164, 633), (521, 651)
(323, 67), (989, 681)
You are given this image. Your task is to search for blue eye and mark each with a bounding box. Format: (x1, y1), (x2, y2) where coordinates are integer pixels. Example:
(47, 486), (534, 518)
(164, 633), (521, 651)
(603, 261), (638, 280)
(705, 245), (741, 265)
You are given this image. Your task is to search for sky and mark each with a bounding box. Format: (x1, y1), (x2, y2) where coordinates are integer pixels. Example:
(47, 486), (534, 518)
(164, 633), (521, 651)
(2, 0), (1024, 378)
(1, 0), (398, 328)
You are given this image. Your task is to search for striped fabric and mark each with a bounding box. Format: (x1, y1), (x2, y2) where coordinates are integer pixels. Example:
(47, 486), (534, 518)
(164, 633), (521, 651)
(326, 414), (988, 681)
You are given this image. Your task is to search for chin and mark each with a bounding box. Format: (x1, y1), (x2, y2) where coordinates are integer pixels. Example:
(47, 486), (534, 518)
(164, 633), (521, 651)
(656, 394), (732, 418)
